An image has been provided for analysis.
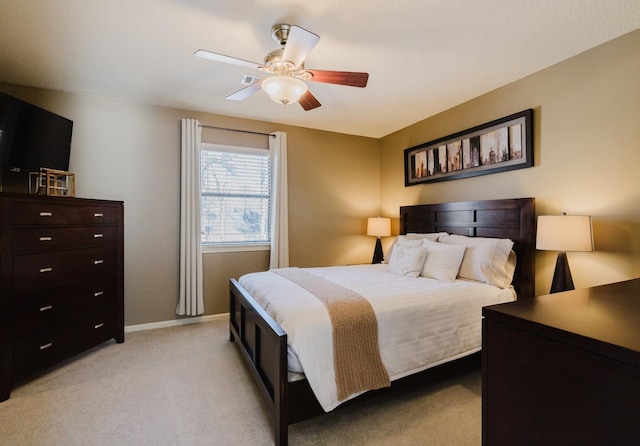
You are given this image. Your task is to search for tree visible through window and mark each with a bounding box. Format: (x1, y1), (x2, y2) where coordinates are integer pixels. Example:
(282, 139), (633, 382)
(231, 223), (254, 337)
(200, 145), (271, 245)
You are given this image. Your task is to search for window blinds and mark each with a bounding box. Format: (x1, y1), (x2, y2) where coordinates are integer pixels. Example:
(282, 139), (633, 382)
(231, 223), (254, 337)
(200, 148), (271, 244)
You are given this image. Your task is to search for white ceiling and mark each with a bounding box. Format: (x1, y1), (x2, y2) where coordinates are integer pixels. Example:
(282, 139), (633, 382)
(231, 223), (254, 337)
(1, 0), (639, 138)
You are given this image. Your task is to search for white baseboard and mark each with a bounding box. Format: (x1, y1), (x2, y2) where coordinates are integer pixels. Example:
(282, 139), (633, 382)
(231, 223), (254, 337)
(125, 313), (229, 333)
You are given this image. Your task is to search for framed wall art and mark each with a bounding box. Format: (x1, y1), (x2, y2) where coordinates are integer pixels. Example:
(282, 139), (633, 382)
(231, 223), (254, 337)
(404, 109), (533, 186)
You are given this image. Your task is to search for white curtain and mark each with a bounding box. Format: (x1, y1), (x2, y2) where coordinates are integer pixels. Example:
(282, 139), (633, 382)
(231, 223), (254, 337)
(177, 118), (204, 316)
(269, 132), (290, 269)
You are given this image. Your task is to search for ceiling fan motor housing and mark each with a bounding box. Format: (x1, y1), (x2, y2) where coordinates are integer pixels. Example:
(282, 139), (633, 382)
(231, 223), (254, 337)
(271, 24), (291, 46)
(262, 49), (311, 79)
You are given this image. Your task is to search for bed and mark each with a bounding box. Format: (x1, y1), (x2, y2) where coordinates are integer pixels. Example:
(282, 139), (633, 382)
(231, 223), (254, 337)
(229, 198), (535, 445)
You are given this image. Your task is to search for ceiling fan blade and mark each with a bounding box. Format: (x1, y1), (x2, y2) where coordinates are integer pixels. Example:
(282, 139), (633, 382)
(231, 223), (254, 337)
(298, 90), (321, 111)
(282, 26), (320, 68)
(307, 69), (369, 88)
(226, 79), (264, 101)
(194, 49), (262, 71)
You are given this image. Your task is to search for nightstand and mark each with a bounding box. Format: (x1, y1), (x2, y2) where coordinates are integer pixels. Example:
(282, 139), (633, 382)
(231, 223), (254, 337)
(482, 279), (640, 445)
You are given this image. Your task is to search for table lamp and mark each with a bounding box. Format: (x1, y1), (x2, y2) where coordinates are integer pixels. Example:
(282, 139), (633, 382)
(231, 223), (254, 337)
(536, 213), (593, 293)
(367, 217), (391, 264)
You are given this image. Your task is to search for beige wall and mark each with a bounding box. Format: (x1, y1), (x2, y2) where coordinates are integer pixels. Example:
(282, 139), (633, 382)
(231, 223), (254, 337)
(380, 30), (640, 296)
(0, 83), (381, 324)
(2, 29), (638, 324)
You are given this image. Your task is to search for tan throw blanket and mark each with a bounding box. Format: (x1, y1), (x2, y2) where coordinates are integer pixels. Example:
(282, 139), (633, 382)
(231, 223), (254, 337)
(273, 268), (390, 401)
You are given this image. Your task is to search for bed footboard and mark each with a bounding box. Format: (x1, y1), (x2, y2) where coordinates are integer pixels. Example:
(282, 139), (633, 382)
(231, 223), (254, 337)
(229, 278), (289, 445)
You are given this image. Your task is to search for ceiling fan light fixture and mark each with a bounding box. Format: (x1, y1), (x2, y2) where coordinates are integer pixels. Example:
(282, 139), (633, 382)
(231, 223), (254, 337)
(261, 75), (308, 107)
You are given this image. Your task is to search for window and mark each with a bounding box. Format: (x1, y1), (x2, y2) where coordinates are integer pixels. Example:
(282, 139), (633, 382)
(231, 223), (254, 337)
(200, 143), (271, 247)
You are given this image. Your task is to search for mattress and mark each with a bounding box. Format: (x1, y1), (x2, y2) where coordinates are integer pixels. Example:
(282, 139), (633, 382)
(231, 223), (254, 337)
(239, 264), (515, 411)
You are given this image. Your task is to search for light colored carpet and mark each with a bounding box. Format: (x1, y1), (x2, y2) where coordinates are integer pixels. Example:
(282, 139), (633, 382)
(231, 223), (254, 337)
(0, 320), (482, 445)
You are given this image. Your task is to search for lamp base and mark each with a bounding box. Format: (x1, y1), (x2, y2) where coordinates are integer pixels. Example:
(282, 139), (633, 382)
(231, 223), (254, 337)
(550, 251), (575, 294)
(371, 237), (384, 264)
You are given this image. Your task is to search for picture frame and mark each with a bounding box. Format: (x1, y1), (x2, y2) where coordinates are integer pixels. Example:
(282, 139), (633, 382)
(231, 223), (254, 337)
(404, 109), (533, 186)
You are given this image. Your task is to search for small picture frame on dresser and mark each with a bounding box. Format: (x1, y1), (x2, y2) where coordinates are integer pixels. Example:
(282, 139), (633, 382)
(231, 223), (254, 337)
(29, 168), (75, 197)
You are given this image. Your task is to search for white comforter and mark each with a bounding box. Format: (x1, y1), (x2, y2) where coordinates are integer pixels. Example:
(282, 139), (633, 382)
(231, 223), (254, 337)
(238, 264), (515, 411)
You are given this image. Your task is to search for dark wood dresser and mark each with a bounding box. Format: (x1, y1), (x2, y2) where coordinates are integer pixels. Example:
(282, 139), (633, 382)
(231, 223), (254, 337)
(0, 193), (124, 401)
(482, 278), (640, 445)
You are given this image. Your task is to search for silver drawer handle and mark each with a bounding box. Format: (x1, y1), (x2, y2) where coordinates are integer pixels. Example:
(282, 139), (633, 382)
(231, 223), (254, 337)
(40, 267), (53, 273)
(94, 259), (104, 265)
(39, 236), (52, 241)
(39, 212), (53, 217)
(40, 342), (53, 350)
(94, 323), (104, 329)
(94, 291), (104, 297)
(40, 305), (53, 312)
(94, 233), (104, 238)
(94, 213), (104, 217)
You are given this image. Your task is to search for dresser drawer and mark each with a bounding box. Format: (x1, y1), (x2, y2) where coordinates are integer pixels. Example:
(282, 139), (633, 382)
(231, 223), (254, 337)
(11, 201), (119, 226)
(87, 307), (119, 345)
(13, 306), (118, 377)
(13, 318), (87, 376)
(13, 226), (119, 253)
(12, 246), (118, 294)
(13, 279), (118, 337)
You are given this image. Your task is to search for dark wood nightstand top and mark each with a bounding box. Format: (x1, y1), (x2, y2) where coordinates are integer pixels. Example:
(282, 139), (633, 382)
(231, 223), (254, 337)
(483, 278), (640, 369)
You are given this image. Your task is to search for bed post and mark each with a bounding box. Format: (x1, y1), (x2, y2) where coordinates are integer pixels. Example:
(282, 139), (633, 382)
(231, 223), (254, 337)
(275, 333), (288, 446)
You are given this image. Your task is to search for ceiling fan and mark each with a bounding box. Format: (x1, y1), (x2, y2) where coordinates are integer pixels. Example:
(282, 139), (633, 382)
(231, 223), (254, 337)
(194, 24), (369, 111)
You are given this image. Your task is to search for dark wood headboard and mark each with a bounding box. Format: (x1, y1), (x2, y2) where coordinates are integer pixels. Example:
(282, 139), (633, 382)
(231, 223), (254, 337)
(399, 198), (535, 299)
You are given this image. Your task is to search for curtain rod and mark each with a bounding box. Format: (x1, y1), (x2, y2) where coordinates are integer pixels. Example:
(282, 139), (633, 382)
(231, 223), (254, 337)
(199, 124), (275, 138)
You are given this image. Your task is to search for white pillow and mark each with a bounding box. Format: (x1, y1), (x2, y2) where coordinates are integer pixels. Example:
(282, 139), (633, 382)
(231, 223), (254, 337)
(387, 243), (427, 278)
(505, 250), (517, 283)
(406, 232), (448, 241)
(384, 236), (421, 263)
(420, 240), (466, 282)
(438, 234), (514, 288)
(385, 233), (447, 263)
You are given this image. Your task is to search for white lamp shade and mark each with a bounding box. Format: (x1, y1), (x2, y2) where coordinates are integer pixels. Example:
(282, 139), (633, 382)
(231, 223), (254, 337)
(536, 215), (593, 252)
(367, 217), (391, 237)
(261, 76), (308, 106)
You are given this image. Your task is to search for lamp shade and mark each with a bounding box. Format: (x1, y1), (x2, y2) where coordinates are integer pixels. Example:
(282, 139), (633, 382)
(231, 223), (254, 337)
(367, 217), (391, 237)
(261, 76), (308, 107)
(536, 214), (593, 252)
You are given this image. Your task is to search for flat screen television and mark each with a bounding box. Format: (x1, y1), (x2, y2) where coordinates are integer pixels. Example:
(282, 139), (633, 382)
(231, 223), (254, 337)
(0, 91), (73, 173)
